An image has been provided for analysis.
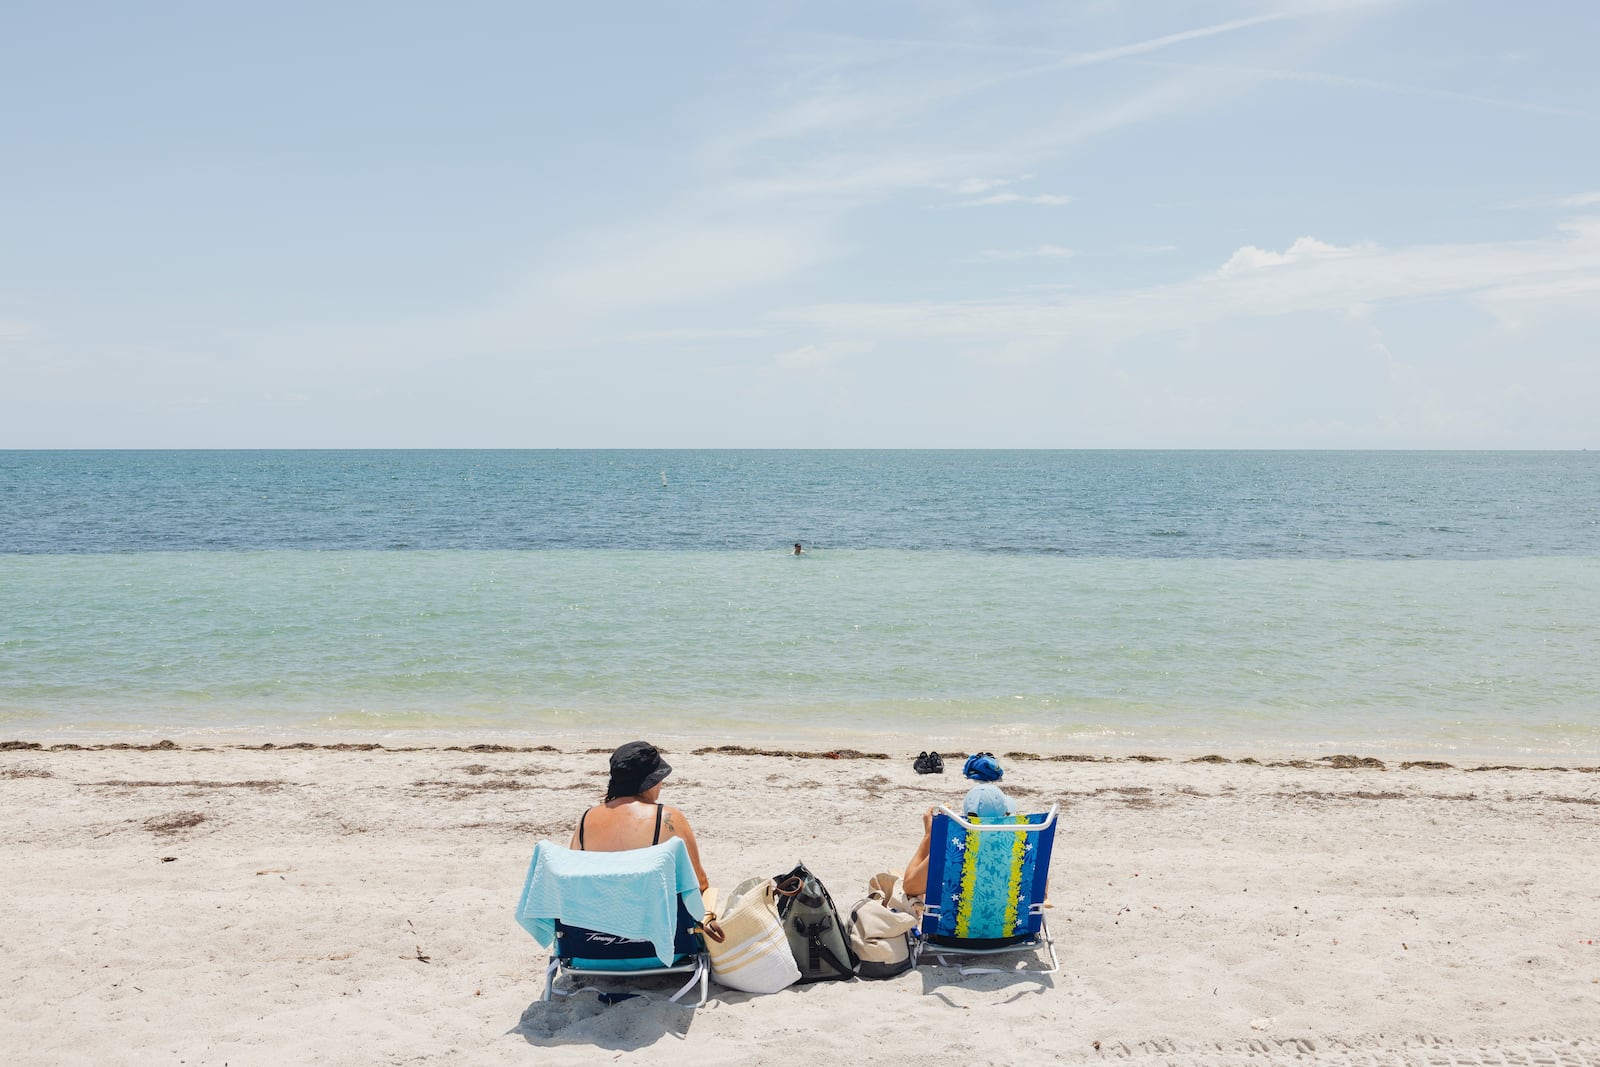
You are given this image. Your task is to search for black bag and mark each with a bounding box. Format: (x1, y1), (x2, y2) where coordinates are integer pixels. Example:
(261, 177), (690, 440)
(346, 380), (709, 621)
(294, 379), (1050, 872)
(773, 863), (858, 982)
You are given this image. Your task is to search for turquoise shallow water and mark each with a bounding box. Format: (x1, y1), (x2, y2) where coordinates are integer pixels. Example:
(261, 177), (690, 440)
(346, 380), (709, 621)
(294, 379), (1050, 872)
(4, 450), (1597, 757)
(3, 549), (1597, 759)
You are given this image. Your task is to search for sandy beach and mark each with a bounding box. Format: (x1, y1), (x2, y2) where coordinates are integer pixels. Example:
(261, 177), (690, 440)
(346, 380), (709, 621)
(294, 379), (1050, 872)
(3, 739), (1598, 1066)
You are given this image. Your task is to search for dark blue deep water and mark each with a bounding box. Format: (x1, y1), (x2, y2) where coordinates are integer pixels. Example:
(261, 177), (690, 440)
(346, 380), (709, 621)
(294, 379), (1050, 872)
(3, 450), (1597, 558)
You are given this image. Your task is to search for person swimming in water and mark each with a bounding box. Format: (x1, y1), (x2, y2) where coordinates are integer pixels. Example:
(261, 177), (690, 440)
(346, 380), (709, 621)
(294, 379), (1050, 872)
(793, 542), (804, 555)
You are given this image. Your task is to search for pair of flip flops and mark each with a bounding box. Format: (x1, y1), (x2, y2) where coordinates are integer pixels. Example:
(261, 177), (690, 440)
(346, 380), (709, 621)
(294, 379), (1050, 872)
(913, 751), (945, 774)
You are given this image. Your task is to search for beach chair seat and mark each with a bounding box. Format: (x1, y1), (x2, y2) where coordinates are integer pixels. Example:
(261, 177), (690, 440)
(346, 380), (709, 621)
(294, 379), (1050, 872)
(913, 804), (1059, 974)
(516, 837), (710, 1006)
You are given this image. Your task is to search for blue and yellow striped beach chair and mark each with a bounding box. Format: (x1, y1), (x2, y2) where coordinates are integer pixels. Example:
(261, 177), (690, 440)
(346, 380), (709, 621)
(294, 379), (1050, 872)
(914, 804), (1059, 973)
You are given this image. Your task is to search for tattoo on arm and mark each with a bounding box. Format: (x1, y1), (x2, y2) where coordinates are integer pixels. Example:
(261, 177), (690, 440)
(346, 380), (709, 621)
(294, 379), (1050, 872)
(664, 811), (678, 837)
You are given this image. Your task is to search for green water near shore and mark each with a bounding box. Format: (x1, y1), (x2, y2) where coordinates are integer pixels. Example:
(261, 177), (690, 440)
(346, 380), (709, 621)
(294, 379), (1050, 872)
(3, 550), (1597, 760)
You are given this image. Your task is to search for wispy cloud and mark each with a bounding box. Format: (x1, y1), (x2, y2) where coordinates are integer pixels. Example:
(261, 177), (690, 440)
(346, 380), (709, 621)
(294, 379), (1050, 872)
(251, 218), (837, 368)
(947, 177), (1015, 195)
(239, 1), (1415, 384)
(1559, 191), (1600, 207)
(963, 192), (1073, 207)
(771, 339), (874, 371)
(813, 2), (1392, 71)
(615, 327), (771, 345)
(1143, 62), (1600, 121)
(491, 219), (839, 344)
(1054, 10), (1307, 68)
(710, 3), (1400, 214)
(1216, 236), (1358, 273)
(778, 217), (1600, 347)
(975, 245), (1076, 261)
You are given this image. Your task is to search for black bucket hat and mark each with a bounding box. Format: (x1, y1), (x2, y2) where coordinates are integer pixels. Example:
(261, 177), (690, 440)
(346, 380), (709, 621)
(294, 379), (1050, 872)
(606, 741), (672, 800)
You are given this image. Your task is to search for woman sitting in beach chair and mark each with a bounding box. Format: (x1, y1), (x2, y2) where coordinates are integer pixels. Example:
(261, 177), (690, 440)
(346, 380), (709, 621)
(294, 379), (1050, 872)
(514, 740), (714, 1005)
(899, 754), (1059, 973)
(902, 752), (1015, 897)
(571, 740), (710, 893)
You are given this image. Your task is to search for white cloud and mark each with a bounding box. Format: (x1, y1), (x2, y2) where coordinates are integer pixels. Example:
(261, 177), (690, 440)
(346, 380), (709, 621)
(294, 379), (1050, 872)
(710, 4), (1392, 219)
(1559, 191), (1600, 207)
(730, 5), (1350, 154)
(771, 340), (874, 371)
(1055, 10), (1306, 68)
(525, 222), (834, 321)
(976, 244), (1075, 261)
(239, 217), (836, 373)
(777, 217), (1600, 347)
(963, 192), (1073, 207)
(1217, 236), (1357, 273)
(1150, 62), (1600, 121)
(616, 327), (771, 344)
(724, 152), (1002, 207)
(947, 177), (1012, 195)
(941, 175), (1073, 207)
(408, 218), (843, 357)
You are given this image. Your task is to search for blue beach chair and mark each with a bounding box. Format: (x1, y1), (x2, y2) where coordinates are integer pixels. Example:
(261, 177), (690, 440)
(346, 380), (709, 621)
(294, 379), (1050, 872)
(913, 804), (1060, 974)
(516, 837), (710, 1006)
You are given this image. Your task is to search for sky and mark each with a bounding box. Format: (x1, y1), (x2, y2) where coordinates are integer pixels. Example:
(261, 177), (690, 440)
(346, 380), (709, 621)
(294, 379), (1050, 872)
(2, 0), (1597, 448)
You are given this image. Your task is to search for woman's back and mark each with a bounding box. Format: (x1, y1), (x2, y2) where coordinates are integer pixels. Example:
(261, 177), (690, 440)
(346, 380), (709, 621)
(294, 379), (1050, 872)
(573, 799), (670, 853)
(575, 741), (710, 891)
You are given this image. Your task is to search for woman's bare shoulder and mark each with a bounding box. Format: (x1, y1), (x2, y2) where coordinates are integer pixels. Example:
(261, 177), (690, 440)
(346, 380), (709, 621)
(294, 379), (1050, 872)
(660, 803), (695, 831)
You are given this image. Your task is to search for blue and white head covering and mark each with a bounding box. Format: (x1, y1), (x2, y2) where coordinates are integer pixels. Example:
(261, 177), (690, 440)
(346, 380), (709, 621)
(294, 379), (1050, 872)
(962, 783), (1017, 818)
(962, 752), (1003, 782)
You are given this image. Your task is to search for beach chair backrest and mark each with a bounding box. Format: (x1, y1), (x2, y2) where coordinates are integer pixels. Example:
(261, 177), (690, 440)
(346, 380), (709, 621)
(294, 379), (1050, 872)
(555, 898), (704, 965)
(920, 806), (1057, 942)
(516, 838), (705, 967)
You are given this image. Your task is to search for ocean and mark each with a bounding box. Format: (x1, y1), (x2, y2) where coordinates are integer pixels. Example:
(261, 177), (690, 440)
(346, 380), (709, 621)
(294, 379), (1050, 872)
(2, 450), (1597, 759)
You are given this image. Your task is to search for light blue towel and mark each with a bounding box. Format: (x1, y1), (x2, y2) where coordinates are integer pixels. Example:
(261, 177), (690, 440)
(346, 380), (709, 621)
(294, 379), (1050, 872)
(515, 837), (704, 966)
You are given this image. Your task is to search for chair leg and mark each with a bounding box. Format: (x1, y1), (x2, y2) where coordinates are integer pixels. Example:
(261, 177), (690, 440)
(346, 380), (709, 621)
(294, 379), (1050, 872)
(542, 959), (559, 1001)
(921, 920), (1061, 976)
(678, 955), (710, 1007)
(667, 958), (706, 1005)
(1040, 915), (1060, 975)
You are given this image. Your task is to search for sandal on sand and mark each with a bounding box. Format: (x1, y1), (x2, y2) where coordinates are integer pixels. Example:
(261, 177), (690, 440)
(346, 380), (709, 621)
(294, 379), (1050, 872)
(913, 751), (944, 774)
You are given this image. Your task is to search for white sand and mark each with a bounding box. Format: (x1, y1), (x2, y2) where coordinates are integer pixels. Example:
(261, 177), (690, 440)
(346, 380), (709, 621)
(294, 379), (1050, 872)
(3, 740), (1599, 1066)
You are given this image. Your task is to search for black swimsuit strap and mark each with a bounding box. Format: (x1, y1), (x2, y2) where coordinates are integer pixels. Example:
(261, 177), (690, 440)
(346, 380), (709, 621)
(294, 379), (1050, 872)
(580, 802), (659, 849)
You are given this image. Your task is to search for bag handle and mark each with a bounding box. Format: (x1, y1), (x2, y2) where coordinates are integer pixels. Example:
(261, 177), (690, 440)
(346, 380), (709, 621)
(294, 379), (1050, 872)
(695, 912), (727, 944)
(774, 875), (805, 898)
(815, 941), (855, 977)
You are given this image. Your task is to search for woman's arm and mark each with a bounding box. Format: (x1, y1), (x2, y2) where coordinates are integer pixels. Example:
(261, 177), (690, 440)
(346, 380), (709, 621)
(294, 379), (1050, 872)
(900, 805), (937, 897)
(662, 805), (710, 891)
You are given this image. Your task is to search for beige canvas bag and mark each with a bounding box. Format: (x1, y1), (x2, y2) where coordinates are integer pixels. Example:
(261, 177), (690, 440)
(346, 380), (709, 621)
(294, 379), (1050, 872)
(847, 873), (920, 979)
(701, 878), (801, 994)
